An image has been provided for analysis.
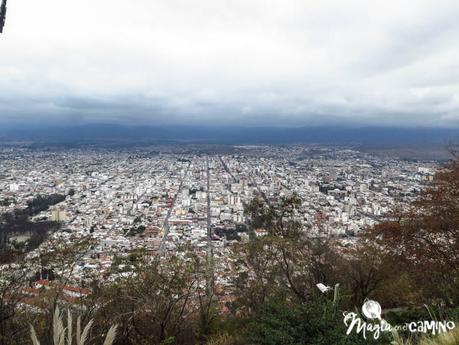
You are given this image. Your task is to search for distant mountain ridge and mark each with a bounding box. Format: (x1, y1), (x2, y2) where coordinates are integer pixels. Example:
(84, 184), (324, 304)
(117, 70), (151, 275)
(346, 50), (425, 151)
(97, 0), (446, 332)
(1, 124), (458, 148)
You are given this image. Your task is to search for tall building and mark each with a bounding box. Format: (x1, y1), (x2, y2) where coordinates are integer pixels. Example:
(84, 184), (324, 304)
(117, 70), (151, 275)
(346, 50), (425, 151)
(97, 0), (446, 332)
(52, 209), (68, 222)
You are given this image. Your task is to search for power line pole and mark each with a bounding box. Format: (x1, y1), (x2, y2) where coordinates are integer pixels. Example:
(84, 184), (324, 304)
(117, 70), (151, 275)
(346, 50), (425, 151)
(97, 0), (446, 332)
(0, 0), (7, 34)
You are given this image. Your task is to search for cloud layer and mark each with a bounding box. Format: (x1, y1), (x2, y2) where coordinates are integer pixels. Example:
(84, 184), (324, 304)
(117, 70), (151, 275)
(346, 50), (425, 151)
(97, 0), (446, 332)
(1, 0), (459, 127)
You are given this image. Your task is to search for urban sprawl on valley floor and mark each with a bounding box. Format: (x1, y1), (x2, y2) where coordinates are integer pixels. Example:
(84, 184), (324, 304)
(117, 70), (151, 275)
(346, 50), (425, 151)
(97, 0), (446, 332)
(0, 145), (438, 300)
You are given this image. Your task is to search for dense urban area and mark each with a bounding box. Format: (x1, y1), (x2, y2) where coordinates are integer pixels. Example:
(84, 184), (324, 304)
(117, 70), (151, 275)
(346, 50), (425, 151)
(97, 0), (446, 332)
(1, 144), (457, 345)
(0, 145), (437, 289)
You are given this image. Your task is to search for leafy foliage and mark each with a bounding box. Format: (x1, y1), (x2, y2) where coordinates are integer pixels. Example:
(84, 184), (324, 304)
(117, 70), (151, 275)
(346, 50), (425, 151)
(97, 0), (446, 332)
(247, 300), (385, 345)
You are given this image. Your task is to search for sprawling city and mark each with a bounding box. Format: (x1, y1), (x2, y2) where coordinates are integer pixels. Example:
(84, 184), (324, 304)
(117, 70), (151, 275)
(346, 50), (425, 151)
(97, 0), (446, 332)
(0, 145), (439, 295)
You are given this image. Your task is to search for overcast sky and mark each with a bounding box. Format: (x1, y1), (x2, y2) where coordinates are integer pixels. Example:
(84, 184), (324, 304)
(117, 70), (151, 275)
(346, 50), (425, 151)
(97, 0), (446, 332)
(1, 0), (459, 127)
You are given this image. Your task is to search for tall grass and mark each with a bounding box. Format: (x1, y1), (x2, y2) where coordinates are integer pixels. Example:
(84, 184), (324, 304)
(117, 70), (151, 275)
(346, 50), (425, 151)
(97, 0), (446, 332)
(419, 327), (459, 345)
(391, 329), (414, 345)
(391, 327), (459, 345)
(30, 307), (117, 345)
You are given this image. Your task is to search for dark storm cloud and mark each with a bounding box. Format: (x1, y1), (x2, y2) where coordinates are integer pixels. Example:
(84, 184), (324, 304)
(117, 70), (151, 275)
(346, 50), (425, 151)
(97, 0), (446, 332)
(1, 0), (459, 127)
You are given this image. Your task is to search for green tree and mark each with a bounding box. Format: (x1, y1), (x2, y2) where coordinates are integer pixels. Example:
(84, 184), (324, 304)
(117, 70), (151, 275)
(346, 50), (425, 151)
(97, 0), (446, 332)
(247, 299), (386, 345)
